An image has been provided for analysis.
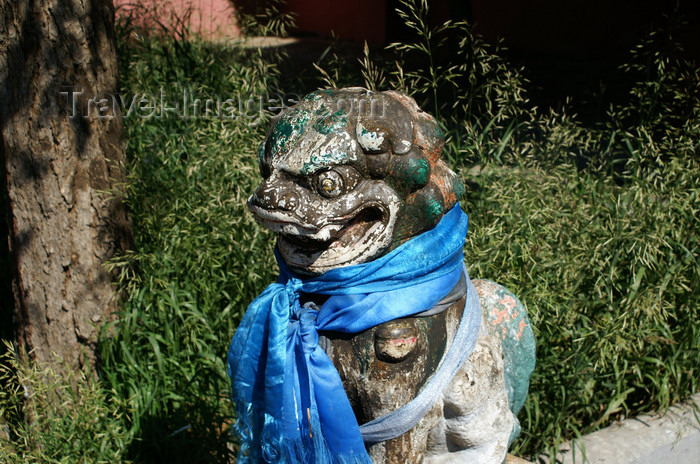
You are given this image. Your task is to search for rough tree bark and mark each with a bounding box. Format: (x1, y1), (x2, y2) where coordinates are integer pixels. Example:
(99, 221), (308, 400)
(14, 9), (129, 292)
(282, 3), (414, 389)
(0, 0), (131, 371)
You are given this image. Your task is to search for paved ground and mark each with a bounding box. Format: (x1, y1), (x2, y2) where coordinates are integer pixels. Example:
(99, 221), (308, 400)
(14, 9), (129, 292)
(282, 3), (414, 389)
(507, 454), (532, 463)
(538, 393), (700, 464)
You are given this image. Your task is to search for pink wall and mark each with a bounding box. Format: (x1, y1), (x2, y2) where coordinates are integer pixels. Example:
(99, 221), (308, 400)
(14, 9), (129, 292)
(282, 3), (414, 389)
(115, 0), (241, 39)
(114, 0), (387, 43)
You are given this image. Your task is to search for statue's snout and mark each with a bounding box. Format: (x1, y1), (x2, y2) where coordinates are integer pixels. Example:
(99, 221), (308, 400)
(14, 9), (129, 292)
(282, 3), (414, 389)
(248, 175), (301, 212)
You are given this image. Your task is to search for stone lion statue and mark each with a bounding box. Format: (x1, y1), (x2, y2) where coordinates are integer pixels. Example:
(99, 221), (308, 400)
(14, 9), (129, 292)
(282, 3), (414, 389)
(228, 88), (535, 464)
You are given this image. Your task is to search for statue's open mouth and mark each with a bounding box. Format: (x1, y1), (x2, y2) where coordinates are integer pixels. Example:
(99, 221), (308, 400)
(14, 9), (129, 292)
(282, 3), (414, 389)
(280, 207), (384, 252)
(274, 204), (392, 273)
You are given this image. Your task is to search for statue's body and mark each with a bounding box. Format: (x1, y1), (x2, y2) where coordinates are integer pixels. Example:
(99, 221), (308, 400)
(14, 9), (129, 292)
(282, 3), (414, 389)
(240, 88), (535, 463)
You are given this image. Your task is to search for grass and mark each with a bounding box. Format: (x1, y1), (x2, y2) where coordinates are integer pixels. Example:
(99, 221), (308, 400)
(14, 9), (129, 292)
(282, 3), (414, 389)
(97, 32), (284, 463)
(1, 0), (698, 461)
(464, 161), (699, 455)
(0, 344), (131, 463)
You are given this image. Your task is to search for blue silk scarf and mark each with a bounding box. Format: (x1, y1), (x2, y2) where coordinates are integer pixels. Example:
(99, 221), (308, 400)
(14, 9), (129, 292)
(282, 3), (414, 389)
(228, 204), (469, 463)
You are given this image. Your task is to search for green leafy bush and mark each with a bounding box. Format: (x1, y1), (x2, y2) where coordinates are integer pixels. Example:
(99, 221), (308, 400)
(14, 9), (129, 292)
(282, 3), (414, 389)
(99, 30), (286, 463)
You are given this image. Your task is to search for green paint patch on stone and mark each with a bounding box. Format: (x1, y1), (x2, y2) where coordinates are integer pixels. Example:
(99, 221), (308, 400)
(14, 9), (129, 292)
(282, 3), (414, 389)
(475, 280), (536, 445)
(268, 108), (311, 159)
(308, 89), (335, 100)
(434, 123), (444, 140)
(453, 177), (465, 199)
(257, 141), (266, 165)
(300, 150), (350, 176)
(356, 123), (378, 140)
(303, 91), (325, 102)
(313, 109), (349, 135)
(406, 157), (430, 189)
(266, 96), (358, 176)
(302, 90), (337, 104)
(426, 198), (443, 222)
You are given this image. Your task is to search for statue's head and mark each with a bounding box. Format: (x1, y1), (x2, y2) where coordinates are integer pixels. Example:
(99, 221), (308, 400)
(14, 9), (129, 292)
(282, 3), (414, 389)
(248, 88), (464, 274)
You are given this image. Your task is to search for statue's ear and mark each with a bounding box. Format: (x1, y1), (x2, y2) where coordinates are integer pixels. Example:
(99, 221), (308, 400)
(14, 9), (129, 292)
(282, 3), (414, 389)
(355, 120), (389, 155)
(353, 119), (389, 179)
(355, 93), (414, 156)
(377, 91), (463, 228)
(352, 91), (415, 179)
(382, 90), (444, 163)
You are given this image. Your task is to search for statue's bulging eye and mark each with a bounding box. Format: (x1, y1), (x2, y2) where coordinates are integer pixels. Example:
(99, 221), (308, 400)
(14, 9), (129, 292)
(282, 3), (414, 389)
(316, 170), (344, 198)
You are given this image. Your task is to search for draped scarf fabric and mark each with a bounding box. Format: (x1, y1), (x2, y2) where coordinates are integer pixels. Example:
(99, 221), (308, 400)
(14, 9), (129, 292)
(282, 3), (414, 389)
(228, 205), (470, 463)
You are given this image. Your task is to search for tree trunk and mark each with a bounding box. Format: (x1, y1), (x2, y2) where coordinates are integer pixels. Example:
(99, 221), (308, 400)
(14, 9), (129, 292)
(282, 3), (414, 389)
(0, 0), (131, 371)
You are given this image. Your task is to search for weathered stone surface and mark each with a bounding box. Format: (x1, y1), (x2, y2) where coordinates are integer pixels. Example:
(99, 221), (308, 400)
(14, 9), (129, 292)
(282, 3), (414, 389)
(374, 319), (420, 363)
(475, 279), (537, 442)
(423, 315), (514, 464)
(325, 298), (462, 463)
